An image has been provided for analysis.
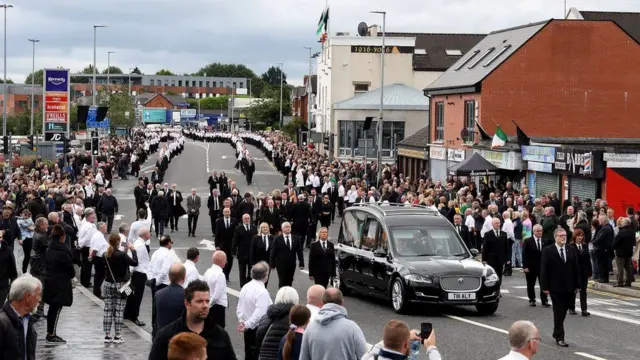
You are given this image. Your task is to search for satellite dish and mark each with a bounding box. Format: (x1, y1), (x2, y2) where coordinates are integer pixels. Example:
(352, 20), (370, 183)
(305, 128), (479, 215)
(357, 22), (368, 37)
(460, 128), (470, 141)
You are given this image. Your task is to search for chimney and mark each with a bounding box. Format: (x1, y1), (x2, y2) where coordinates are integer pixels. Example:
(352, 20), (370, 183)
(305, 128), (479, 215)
(368, 24), (378, 37)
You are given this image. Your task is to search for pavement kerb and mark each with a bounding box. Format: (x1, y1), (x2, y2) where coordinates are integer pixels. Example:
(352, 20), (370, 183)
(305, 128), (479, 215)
(590, 281), (640, 298)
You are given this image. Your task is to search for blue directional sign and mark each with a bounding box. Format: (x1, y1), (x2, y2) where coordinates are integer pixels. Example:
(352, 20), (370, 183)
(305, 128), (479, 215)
(87, 106), (98, 122)
(55, 143), (64, 154)
(87, 117), (110, 129)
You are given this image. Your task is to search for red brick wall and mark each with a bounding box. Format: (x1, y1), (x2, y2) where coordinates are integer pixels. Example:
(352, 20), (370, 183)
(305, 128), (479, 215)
(145, 95), (174, 109)
(481, 20), (640, 138)
(429, 93), (482, 149)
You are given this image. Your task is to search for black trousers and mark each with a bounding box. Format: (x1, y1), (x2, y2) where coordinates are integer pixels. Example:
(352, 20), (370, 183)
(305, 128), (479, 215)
(21, 238), (33, 274)
(207, 304), (226, 328)
(47, 304), (62, 335)
(314, 274), (330, 288)
(550, 291), (573, 341)
(0, 286), (8, 305)
(124, 271), (147, 321)
(169, 213), (180, 230)
(337, 198), (344, 217)
(222, 249), (234, 281)
(525, 270), (548, 303)
(151, 283), (167, 337)
(246, 172), (253, 185)
(93, 257), (106, 298)
(570, 277), (589, 312)
(277, 267), (294, 288)
(210, 215), (217, 236)
(238, 258), (251, 287)
(102, 213), (114, 233)
(596, 250), (609, 283)
(80, 247), (93, 286)
(244, 328), (258, 360)
(188, 214), (199, 235)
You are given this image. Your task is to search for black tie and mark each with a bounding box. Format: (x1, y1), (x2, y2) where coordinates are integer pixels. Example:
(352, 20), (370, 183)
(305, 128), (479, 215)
(537, 239), (541, 252)
(226, 219), (229, 229)
(214, 197), (218, 210)
(457, 226), (461, 233)
(245, 225), (248, 231)
(560, 248), (565, 262)
(322, 241), (326, 251)
(264, 235), (268, 249)
(578, 244), (582, 252)
(286, 236), (290, 249)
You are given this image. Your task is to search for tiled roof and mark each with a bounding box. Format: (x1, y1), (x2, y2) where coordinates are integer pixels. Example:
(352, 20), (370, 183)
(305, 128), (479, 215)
(333, 83), (429, 111)
(381, 33), (486, 71)
(579, 10), (640, 43)
(398, 126), (429, 148)
(424, 21), (549, 93)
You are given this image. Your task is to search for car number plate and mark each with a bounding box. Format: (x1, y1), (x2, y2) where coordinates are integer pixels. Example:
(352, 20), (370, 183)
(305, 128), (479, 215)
(447, 292), (476, 300)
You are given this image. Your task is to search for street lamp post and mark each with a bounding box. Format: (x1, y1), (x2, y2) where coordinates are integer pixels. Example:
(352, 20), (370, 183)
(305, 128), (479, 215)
(1, 4), (13, 137)
(28, 38), (39, 136)
(370, 10), (386, 186)
(92, 25), (106, 106)
(128, 67), (133, 97)
(304, 47), (312, 129)
(278, 62), (284, 127)
(107, 51), (115, 95)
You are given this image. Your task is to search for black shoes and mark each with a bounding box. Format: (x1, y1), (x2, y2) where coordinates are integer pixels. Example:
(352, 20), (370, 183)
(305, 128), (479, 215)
(529, 301), (536, 307)
(46, 335), (66, 343)
(541, 302), (551, 308)
(569, 309), (577, 315)
(556, 340), (569, 347)
(582, 311), (591, 317)
(134, 319), (146, 326)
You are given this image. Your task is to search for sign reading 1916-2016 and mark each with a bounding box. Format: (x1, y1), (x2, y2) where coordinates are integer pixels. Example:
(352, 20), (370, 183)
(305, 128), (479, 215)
(42, 69), (70, 135)
(350, 45), (414, 54)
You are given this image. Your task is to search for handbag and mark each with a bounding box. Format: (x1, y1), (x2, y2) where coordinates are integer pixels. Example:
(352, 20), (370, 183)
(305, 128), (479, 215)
(104, 254), (134, 299)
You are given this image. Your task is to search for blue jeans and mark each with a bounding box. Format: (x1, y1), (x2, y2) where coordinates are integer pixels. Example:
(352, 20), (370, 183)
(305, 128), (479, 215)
(590, 250), (599, 280)
(512, 240), (523, 267)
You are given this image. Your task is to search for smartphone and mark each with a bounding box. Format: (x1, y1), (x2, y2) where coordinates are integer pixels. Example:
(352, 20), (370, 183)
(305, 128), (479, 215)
(420, 322), (433, 341)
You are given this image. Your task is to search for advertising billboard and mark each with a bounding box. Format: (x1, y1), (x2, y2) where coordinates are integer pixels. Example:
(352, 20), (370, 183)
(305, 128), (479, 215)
(42, 69), (70, 135)
(142, 108), (168, 123)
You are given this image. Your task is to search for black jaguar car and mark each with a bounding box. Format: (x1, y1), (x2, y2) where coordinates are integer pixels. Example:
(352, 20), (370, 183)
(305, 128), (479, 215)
(334, 203), (501, 314)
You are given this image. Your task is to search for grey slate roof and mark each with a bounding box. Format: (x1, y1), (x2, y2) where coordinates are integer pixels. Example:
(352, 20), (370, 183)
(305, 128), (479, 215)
(398, 126), (429, 149)
(424, 21), (549, 93)
(578, 10), (640, 43)
(334, 83), (429, 111)
(382, 33), (486, 71)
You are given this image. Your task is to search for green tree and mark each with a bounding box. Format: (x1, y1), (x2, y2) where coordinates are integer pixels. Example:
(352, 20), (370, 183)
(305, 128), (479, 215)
(166, 90), (177, 96)
(249, 76), (265, 99)
(247, 98), (292, 127)
(24, 70), (44, 85)
(102, 66), (123, 74)
(194, 63), (256, 78)
(81, 65), (98, 74)
(105, 91), (135, 128)
(72, 65), (99, 84)
(156, 69), (175, 75)
(0, 79), (14, 84)
(131, 66), (142, 75)
(200, 96), (229, 110)
(261, 66), (287, 87)
(282, 116), (306, 139)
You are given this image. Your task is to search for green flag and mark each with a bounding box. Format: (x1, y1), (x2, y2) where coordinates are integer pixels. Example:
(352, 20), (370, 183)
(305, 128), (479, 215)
(491, 126), (508, 148)
(316, 7), (328, 35)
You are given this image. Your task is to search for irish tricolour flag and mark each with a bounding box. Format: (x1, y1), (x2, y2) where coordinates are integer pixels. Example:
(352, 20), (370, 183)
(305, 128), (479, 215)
(491, 126), (508, 148)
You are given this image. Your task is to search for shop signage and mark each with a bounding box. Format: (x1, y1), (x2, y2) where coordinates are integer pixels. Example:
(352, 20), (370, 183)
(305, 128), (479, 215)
(527, 161), (553, 173)
(350, 45), (414, 54)
(398, 147), (428, 160)
(474, 149), (523, 170)
(447, 149), (465, 162)
(554, 148), (603, 177)
(521, 145), (555, 163)
(429, 146), (446, 160)
(603, 153), (640, 168)
(42, 68), (70, 134)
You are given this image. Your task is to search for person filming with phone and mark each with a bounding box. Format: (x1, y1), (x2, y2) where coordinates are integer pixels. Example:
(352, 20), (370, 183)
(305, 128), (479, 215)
(361, 320), (442, 360)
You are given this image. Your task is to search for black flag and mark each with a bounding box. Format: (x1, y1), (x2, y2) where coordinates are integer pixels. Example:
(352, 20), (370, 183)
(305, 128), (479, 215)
(512, 120), (531, 146)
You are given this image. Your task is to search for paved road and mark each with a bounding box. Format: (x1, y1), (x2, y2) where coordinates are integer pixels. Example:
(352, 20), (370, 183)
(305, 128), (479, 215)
(84, 139), (640, 359)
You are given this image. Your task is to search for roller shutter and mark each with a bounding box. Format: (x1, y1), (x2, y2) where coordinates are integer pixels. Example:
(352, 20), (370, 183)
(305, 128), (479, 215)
(535, 172), (560, 198)
(569, 177), (597, 202)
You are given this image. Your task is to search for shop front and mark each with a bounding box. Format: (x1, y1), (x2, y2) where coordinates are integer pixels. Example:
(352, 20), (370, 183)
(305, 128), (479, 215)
(521, 145), (558, 198)
(429, 146), (447, 181)
(397, 146), (429, 180)
(603, 153), (640, 217)
(553, 148), (604, 202)
(473, 149), (525, 188)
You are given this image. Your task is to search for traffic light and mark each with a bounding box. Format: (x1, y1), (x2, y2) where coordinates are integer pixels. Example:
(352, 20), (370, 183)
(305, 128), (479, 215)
(2, 136), (7, 155)
(27, 135), (35, 151)
(300, 131), (308, 147)
(91, 137), (99, 156)
(62, 136), (71, 154)
(323, 135), (330, 149)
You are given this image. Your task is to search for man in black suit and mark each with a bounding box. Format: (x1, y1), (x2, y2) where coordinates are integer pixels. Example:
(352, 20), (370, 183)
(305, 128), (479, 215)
(215, 208), (237, 281)
(207, 189), (222, 237)
(290, 194), (311, 247)
(308, 227), (336, 288)
(453, 214), (472, 249)
(207, 171), (218, 193)
(133, 179), (148, 219)
(324, 180), (338, 223)
(261, 199), (281, 235)
(481, 217), (511, 285)
(167, 183), (185, 232)
(251, 223), (273, 266)
(232, 213), (258, 287)
(540, 227), (581, 347)
(244, 157), (256, 185)
(522, 224), (550, 307)
(569, 231), (592, 316)
(307, 190), (321, 248)
(592, 214), (614, 283)
(270, 222), (304, 288)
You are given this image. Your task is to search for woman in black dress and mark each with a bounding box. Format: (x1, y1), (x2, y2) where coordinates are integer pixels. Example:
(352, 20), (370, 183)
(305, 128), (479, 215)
(319, 195), (332, 228)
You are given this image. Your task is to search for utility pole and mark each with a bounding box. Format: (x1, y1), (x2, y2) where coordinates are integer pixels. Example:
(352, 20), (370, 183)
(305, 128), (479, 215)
(92, 25), (106, 106)
(28, 38), (39, 136)
(107, 51), (115, 96)
(304, 47), (312, 127)
(278, 62), (284, 127)
(371, 11), (386, 186)
(2, 4), (13, 137)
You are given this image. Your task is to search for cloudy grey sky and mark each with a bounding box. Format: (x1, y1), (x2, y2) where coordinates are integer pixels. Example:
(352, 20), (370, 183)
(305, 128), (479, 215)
(4, 0), (638, 86)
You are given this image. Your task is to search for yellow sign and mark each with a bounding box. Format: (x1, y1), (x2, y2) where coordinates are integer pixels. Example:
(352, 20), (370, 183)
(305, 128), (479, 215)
(398, 148), (427, 159)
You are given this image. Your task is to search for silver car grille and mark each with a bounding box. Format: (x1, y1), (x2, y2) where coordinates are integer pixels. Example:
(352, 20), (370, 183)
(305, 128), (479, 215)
(440, 276), (481, 292)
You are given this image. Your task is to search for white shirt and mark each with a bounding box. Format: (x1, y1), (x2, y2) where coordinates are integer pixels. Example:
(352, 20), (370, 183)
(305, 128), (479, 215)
(306, 303), (320, 322)
(203, 264), (227, 307)
(90, 231), (108, 257)
(481, 215), (493, 238)
(118, 233), (128, 252)
(464, 214), (475, 229)
(184, 260), (201, 287)
(502, 218), (515, 240)
(128, 219), (151, 245)
(132, 238), (150, 274)
(78, 220), (97, 248)
(498, 350), (529, 360)
(149, 247), (174, 286)
(237, 279), (272, 330)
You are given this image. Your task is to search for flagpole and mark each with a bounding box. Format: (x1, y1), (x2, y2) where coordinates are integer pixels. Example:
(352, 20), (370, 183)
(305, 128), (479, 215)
(326, 0), (330, 60)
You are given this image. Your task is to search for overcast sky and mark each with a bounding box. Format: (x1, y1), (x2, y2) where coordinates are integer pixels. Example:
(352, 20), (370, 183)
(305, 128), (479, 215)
(4, 0), (638, 86)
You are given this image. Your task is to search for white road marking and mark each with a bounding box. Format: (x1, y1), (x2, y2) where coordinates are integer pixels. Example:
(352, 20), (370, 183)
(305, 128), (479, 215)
(575, 352), (609, 360)
(500, 289), (510, 293)
(114, 214), (124, 220)
(300, 269), (309, 275)
(221, 155), (228, 159)
(200, 239), (216, 251)
(443, 315), (508, 334)
(206, 143), (210, 173)
(512, 285), (537, 289)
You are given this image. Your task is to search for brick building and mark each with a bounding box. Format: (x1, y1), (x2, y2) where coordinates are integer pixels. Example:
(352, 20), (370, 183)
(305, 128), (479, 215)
(424, 19), (640, 202)
(0, 84), (43, 115)
(291, 75), (317, 125)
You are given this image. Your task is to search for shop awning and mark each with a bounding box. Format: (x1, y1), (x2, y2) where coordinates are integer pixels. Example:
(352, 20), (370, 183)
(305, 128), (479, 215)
(448, 152), (500, 176)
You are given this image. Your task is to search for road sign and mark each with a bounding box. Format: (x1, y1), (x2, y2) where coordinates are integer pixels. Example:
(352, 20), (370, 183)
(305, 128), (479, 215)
(45, 133), (64, 141)
(45, 122), (66, 132)
(87, 117), (110, 129)
(55, 143), (64, 154)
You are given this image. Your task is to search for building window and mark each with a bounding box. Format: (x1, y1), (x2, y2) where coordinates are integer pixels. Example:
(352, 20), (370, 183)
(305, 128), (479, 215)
(199, 81), (203, 87)
(150, 79), (155, 86)
(338, 120), (405, 157)
(164, 80), (169, 86)
(178, 80), (182, 86)
(354, 83), (369, 94)
(233, 82), (237, 88)
(468, 47), (495, 69)
(240, 82), (244, 88)
(206, 81), (210, 87)
(171, 80), (175, 86)
(435, 102), (444, 141)
(464, 100), (475, 143)
(213, 81), (217, 87)
(17, 101), (27, 108)
(484, 45), (511, 67)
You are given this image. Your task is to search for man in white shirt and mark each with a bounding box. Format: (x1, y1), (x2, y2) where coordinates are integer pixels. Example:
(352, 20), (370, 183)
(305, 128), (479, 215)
(128, 208), (152, 251)
(237, 261), (272, 360)
(498, 320), (540, 359)
(480, 209), (494, 238)
(203, 250), (228, 328)
(89, 221), (109, 298)
(184, 247), (202, 287)
(148, 235), (174, 336)
(124, 227), (151, 327)
(78, 208), (97, 287)
(305, 284), (324, 322)
(118, 223), (130, 252)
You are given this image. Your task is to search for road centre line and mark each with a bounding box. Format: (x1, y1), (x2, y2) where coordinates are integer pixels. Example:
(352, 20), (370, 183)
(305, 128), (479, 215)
(575, 352), (608, 360)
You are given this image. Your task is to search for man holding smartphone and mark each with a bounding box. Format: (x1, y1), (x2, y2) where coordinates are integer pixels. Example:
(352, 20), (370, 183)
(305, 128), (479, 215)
(361, 320), (442, 360)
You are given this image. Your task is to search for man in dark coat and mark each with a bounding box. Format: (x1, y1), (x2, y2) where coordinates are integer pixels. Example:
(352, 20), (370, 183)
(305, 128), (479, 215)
(0, 235), (17, 303)
(593, 214), (614, 283)
(167, 184), (186, 233)
(154, 264), (186, 334)
(270, 222), (304, 288)
(612, 218), (636, 287)
(148, 280), (236, 360)
(0, 275), (40, 360)
(215, 208), (237, 281)
(232, 214), (257, 287)
(522, 224), (550, 307)
(481, 217), (510, 285)
(244, 157), (256, 186)
(308, 227), (336, 288)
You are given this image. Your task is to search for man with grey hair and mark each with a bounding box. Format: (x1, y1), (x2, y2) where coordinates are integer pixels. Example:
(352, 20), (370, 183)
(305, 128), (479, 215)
(118, 223), (131, 251)
(90, 221), (109, 298)
(186, 188), (201, 237)
(237, 261), (272, 360)
(522, 224), (549, 307)
(97, 187), (118, 233)
(78, 207), (98, 288)
(613, 217), (635, 287)
(593, 214), (614, 283)
(498, 320), (540, 359)
(124, 227), (151, 327)
(272, 222), (304, 288)
(0, 275), (41, 360)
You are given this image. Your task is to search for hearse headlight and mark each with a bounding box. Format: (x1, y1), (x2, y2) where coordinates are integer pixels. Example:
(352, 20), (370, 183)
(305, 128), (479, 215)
(484, 273), (499, 287)
(404, 274), (432, 284)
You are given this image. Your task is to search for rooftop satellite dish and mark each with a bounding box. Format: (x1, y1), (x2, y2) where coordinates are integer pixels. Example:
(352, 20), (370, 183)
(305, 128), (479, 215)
(460, 128), (470, 141)
(357, 22), (368, 37)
